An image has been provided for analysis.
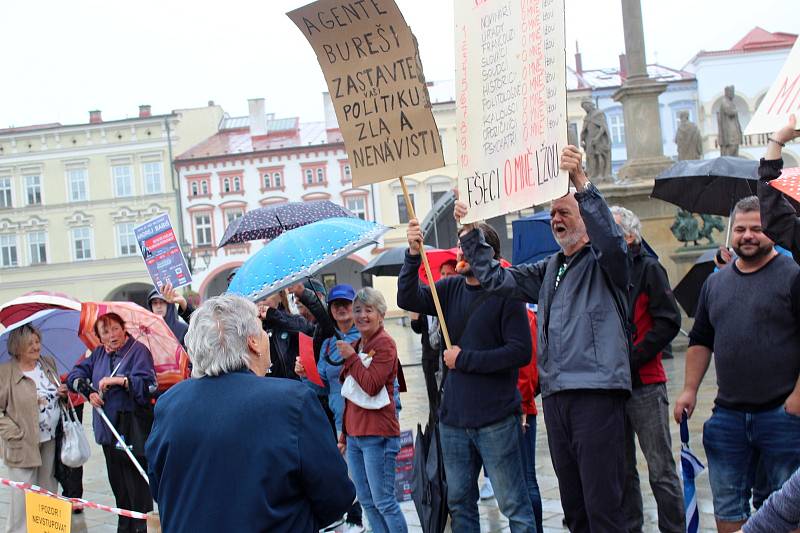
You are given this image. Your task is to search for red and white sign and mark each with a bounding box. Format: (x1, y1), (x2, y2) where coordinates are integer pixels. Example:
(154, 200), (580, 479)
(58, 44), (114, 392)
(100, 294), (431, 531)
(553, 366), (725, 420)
(745, 39), (800, 135)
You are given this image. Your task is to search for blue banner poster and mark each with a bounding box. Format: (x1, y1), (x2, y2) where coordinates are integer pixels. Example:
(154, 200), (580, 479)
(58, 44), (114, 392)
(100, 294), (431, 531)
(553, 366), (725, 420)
(134, 214), (192, 290)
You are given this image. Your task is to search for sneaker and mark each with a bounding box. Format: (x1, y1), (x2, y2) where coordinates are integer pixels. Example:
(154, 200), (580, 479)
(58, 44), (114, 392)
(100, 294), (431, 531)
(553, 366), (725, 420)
(343, 523), (365, 533)
(479, 478), (494, 500)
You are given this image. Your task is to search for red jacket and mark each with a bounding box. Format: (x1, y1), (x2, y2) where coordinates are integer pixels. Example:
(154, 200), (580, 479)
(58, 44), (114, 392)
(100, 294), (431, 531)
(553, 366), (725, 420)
(518, 308), (539, 415)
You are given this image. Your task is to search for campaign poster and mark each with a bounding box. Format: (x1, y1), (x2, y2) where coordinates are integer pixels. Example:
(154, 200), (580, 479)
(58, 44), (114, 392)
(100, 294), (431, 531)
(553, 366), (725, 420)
(134, 214), (192, 291)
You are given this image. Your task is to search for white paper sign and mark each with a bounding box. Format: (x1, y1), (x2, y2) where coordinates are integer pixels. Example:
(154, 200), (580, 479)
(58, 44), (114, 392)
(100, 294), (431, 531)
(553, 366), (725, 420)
(455, 0), (569, 223)
(745, 39), (800, 135)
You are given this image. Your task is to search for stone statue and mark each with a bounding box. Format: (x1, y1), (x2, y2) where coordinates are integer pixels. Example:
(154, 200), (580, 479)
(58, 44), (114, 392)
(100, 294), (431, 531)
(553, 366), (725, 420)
(580, 100), (612, 180)
(675, 110), (703, 160)
(698, 214), (725, 245)
(671, 209), (700, 246)
(717, 85), (743, 157)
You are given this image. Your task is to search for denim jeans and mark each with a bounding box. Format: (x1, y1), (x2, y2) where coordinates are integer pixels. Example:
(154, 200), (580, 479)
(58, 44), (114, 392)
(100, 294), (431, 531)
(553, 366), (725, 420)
(703, 403), (800, 522)
(439, 414), (536, 533)
(621, 383), (685, 533)
(346, 436), (408, 533)
(519, 414), (543, 532)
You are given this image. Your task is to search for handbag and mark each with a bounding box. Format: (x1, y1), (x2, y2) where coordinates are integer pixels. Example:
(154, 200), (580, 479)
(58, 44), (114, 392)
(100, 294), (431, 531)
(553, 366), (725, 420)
(59, 400), (91, 468)
(341, 351), (391, 410)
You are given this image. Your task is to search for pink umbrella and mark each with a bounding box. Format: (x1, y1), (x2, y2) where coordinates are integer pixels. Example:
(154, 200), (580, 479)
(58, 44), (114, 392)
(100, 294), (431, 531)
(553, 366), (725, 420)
(79, 302), (189, 392)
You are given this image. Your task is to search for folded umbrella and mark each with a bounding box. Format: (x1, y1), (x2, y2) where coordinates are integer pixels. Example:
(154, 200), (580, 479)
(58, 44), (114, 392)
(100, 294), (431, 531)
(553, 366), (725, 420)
(0, 309), (88, 374)
(79, 302), (189, 391)
(681, 411), (705, 533)
(218, 200), (355, 247)
(673, 249), (717, 318)
(228, 217), (389, 302)
(362, 246), (431, 277)
(411, 413), (448, 533)
(652, 156), (759, 216)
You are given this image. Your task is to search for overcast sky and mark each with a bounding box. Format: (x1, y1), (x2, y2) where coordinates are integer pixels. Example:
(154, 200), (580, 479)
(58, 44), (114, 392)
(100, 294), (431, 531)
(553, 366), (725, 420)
(1, 0), (797, 128)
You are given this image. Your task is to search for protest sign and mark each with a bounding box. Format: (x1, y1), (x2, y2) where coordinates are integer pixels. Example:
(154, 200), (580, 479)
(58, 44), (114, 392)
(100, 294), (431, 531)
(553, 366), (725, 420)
(745, 39), (800, 135)
(134, 214), (192, 291)
(456, 0), (569, 223)
(288, 0), (445, 186)
(299, 333), (324, 386)
(26, 491), (71, 533)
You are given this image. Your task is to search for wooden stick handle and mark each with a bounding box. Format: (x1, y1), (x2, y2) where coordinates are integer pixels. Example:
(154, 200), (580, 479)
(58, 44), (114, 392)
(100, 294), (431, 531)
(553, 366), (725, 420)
(400, 177), (453, 351)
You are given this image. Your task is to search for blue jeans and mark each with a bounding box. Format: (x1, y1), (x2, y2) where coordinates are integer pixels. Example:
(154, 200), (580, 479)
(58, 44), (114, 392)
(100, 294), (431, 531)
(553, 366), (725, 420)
(703, 404), (800, 522)
(346, 436), (408, 533)
(440, 414), (536, 533)
(520, 415), (543, 532)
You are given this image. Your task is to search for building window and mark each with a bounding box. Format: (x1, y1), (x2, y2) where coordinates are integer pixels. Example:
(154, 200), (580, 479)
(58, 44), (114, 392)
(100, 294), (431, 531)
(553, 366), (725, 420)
(72, 227), (92, 260)
(194, 213), (212, 246)
(191, 182), (199, 196)
(431, 190), (448, 206)
(143, 162), (163, 194)
(273, 172), (282, 188)
(0, 177), (12, 208)
(0, 234), (18, 267)
(117, 222), (138, 256)
(263, 173), (272, 189)
(345, 196), (367, 220)
(233, 177), (241, 192)
(343, 164), (352, 182)
(316, 168), (325, 183)
(305, 169), (314, 184)
(225, 209), (244, 228)
(68, 168), (88, 202)
(609, 114), (625, 146)
(25, 175), (42, 205)
(201, 180), (208, 195)
(397, 193), (415, 224)
(223, 178), (231, 193)
(112, 165), (133, 197)
(28, 231), (46, 265)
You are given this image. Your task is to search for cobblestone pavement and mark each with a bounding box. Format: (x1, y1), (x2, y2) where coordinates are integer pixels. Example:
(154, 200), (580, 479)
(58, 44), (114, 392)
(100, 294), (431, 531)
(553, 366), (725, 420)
(1, 318), (721, 532)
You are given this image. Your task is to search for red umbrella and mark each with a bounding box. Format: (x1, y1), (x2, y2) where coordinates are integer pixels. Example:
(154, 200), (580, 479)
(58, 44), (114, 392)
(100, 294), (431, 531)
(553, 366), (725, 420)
(769, 166), (800, 207)
(418, 248), (458, 285)
(79, 302), (189, 392)
(0, 291), (81, 328)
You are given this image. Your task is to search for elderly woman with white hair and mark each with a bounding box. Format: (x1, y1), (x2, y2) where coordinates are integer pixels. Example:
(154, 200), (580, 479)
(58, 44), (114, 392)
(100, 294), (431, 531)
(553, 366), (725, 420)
(145, 293), (355, 533)
(336, 287), (408, 533)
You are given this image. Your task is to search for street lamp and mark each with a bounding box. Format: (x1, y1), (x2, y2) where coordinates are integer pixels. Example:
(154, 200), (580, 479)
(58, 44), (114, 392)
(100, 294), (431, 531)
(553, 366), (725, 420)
(181, 241), (196, 274)
(201, 249), (213, 269)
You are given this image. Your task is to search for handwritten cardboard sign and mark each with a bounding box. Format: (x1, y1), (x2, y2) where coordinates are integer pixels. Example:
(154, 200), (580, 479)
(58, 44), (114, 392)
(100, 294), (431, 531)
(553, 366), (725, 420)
(288, 0), (444, 186)
(134, 214), (192, 291)
(745, 39), (800, 135)
(456, 0), (569, 223)
(26, 492), (71, 533)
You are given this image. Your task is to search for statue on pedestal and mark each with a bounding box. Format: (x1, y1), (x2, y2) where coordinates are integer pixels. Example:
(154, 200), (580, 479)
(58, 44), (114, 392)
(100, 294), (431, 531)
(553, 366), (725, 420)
(675, 110), (703, 160)
(717, 85), (743, 157)
(671, 210), (725, 247)
(580, 100), (612, 180)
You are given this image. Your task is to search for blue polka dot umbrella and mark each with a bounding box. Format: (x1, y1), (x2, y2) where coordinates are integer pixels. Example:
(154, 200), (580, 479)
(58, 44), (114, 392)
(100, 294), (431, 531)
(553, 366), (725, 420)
(228, 217), (389, 301)
(218, 200), (356, 247)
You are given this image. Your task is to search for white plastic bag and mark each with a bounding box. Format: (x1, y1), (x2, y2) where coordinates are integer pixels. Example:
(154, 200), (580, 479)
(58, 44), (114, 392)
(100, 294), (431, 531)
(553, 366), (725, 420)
(341, 352), (390, 410)
(60, 404), (91, 468)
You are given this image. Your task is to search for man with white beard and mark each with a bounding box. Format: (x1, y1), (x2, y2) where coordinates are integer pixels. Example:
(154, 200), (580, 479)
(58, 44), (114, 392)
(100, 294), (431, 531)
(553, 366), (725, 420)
(455, 145), (632, 533)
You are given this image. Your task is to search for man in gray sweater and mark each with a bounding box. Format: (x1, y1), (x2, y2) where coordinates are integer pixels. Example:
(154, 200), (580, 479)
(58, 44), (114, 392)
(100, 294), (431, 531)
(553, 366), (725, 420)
(675, 195), (800, 533)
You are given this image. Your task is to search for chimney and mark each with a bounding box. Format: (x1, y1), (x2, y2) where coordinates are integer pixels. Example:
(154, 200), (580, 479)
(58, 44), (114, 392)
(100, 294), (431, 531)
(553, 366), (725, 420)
(207, 100), (215, 107)
(618, 53), (628, 81)
(575, 41), (583, 75)
(248, 98), (268, 137)
(323, 92), (341, 143)
(89, 110), (102, 124)
(138, 105), (151, 118)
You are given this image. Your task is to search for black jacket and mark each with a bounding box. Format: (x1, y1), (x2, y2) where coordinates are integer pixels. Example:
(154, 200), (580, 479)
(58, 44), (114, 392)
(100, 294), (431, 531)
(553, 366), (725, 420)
(262, 289), (336, 380)
(758, 157), (800, 264)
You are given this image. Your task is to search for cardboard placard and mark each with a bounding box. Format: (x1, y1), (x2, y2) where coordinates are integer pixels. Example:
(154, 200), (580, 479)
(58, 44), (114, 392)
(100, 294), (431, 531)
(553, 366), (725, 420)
(456, 0), (569, 223)
(134, 214), (192, 291)
(745, 39), (800, 135)
(288, 0), (445, 186)
(26, 492), (71, 533)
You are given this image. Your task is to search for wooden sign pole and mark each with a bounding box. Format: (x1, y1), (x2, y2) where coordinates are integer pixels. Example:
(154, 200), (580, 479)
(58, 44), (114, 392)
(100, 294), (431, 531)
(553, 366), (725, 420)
(399, 176), (452, 350)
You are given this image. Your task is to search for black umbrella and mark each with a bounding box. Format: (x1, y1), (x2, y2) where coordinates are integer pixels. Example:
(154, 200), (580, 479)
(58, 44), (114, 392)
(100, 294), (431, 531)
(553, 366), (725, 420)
(361, 246), (431, 277)
(412, 412), (448, 533)
(673, 249), (718, 317)
(652, 157), (759, 216)
(218, 200), (355, 247)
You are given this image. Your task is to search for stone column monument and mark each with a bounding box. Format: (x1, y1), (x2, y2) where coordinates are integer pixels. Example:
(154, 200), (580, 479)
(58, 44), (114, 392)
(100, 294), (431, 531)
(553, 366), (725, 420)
(611, 0), (673, 180)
